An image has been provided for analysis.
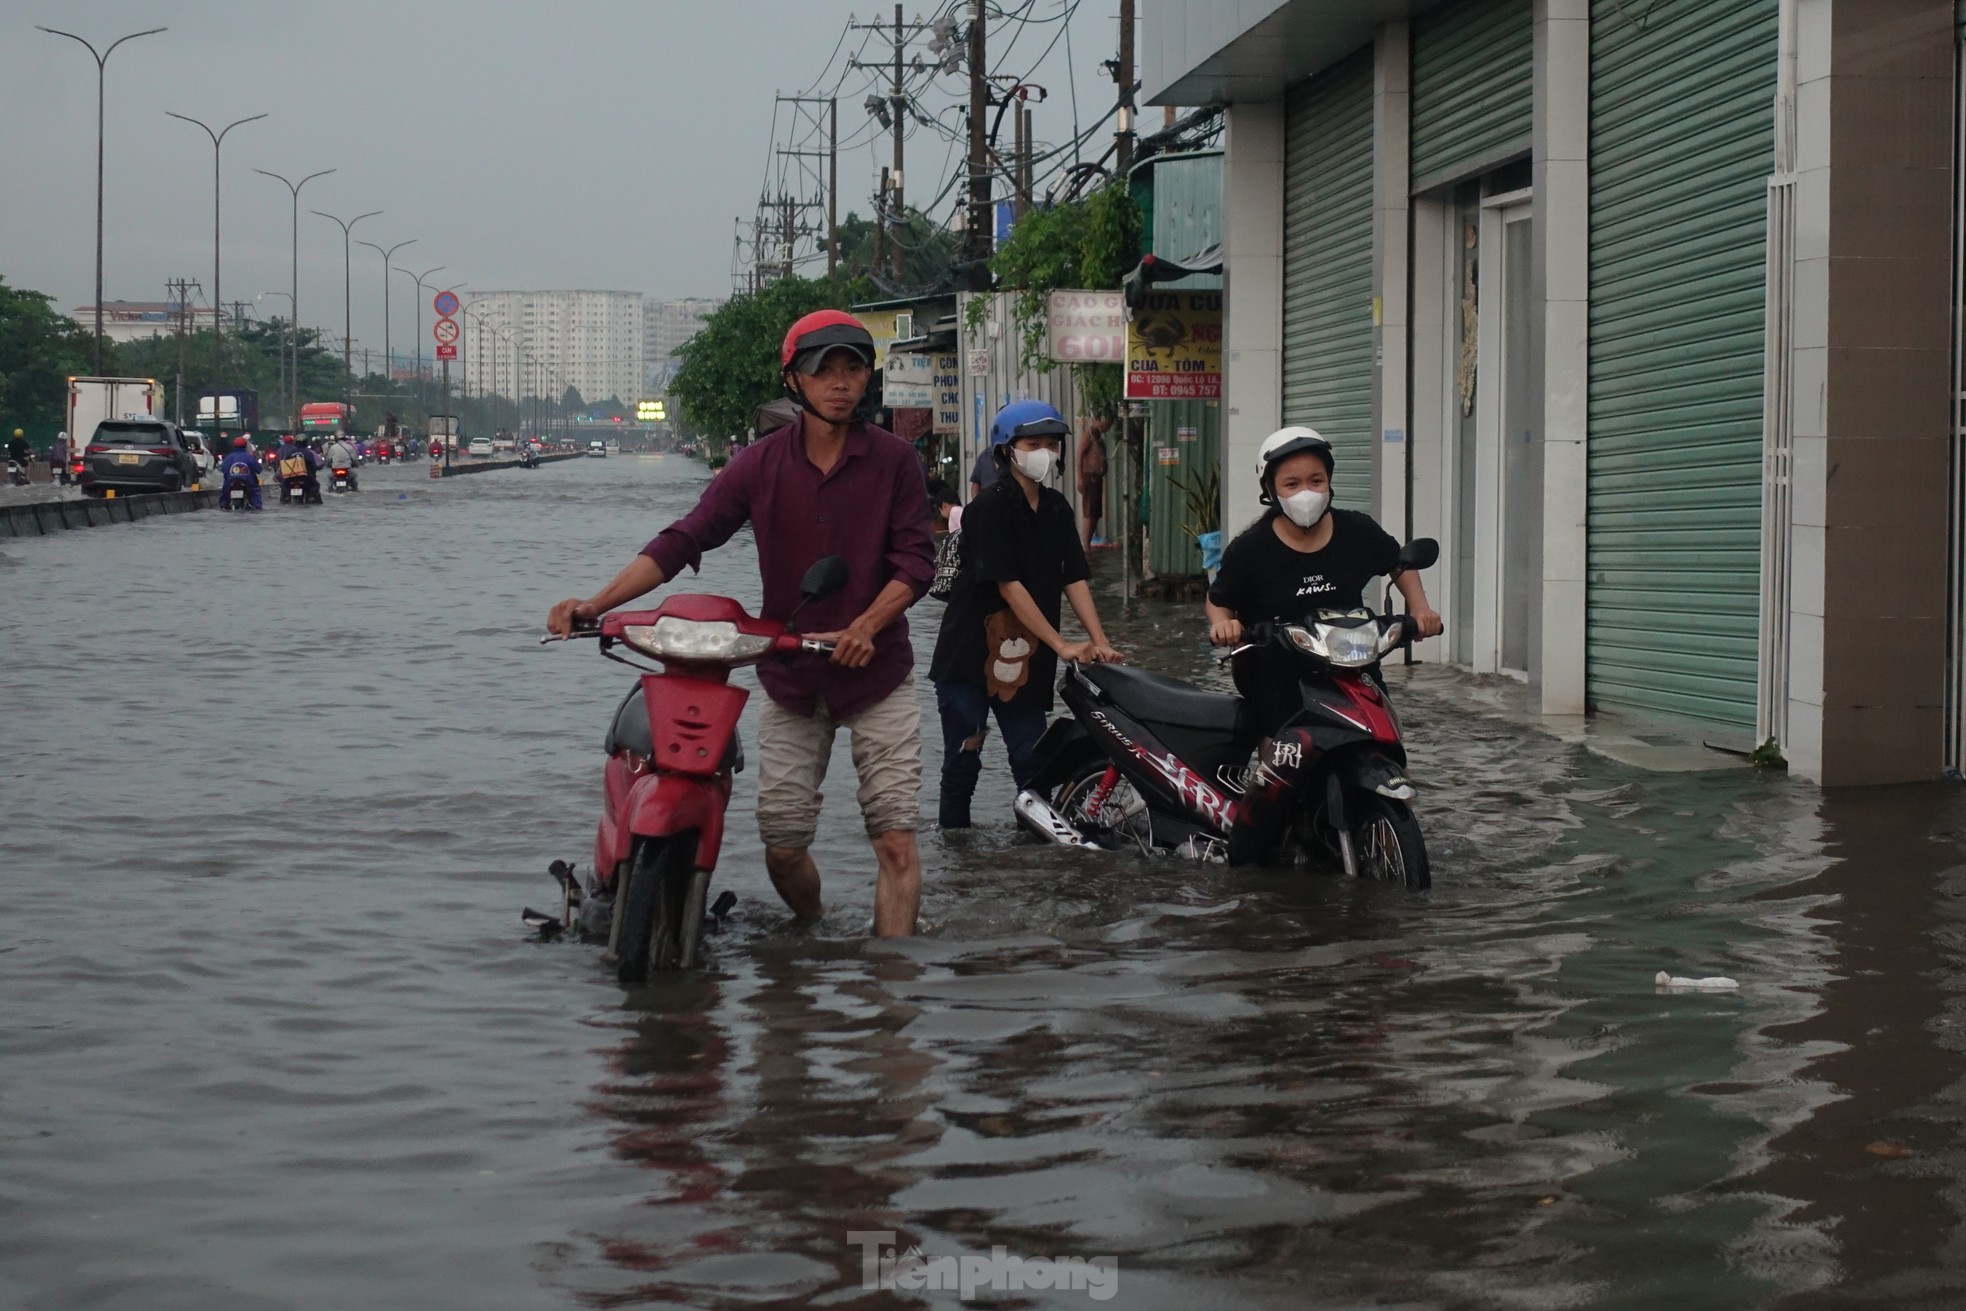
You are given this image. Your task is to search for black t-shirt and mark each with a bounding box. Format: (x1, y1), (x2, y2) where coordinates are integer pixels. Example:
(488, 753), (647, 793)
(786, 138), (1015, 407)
(1208, 508), (1402, 625)
(929, 478), (1089, 708)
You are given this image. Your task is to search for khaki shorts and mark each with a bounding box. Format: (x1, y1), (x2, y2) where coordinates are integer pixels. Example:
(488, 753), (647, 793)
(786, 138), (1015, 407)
(755, 676), (922, 849)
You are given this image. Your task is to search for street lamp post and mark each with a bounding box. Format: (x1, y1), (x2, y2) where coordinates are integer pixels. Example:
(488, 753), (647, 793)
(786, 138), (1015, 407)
(356, 237), (415, 391)
(166, 113), (267, 429)
(312, 208), (381, 403)
(39, 24), (167, 375)
(253, 167), (334, 430)
(394, 265), (446, 415)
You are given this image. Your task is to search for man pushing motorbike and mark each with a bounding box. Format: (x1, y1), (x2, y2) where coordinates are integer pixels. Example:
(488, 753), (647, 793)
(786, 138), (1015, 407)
(546, 310), (936, 936)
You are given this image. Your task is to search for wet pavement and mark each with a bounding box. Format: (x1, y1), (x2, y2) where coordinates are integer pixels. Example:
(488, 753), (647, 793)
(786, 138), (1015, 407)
(4, 453), (1965, 1309)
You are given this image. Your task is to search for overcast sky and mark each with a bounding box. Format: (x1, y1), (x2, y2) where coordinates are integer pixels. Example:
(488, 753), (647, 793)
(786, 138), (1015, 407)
(4, 0), (1128, 360)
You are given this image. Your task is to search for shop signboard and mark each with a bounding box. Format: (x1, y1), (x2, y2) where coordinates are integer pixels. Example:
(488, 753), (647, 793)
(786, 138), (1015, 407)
(1046, 290), (1127, 363)
(1124, 290), (1223, 401)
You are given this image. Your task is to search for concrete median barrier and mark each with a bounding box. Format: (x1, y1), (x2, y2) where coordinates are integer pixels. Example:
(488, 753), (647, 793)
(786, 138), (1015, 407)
(0, 488), (217, 539)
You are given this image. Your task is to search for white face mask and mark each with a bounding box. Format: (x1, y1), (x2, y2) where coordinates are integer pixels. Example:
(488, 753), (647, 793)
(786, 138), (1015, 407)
(1012, 447), (1056, 483)
(1280, 488), (1330, 529)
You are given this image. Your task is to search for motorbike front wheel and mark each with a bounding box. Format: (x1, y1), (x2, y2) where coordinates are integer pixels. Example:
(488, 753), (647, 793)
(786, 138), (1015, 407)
(1351, 794), (1430, 891)
(615, 833), (703, 984)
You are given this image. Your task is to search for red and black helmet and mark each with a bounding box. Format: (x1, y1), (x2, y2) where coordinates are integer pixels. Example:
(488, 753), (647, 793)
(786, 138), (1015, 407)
(781, 310), (876, 375)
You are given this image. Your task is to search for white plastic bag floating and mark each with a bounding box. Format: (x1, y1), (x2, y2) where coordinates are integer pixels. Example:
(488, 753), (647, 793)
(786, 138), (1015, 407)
(1655, 970), (1740, 992)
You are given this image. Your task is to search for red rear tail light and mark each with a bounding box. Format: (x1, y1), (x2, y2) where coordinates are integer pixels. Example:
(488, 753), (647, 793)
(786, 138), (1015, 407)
(86, 445), (106, 455)
(148, 447), (175, 456)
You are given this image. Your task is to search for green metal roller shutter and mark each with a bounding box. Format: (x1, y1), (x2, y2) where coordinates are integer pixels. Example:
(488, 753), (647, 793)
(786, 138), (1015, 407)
(1283, 51), (1375, 513)
(1409, 0), (1533, 188)
(1587, 0), (1777, 732)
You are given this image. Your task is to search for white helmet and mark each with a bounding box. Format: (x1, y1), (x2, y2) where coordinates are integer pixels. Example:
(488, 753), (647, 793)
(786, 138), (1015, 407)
(1255, 426), (1332, 492)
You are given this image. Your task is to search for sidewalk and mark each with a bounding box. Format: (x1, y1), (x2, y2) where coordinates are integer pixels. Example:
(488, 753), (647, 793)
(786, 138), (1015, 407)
(1386, 661), (1755, 775)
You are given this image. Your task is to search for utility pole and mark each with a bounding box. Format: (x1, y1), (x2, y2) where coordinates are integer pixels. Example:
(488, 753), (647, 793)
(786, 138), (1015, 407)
(848, 8), (927, 281)
(828, 97), (839, 277)
(1116, 0), (1137, 174)
(1022, 100), (1038, 218)
(166, 277), (199, 425)
(874, 168), (890, 275)
(890, 2), (905, 280)
(967, 0), (990, 274)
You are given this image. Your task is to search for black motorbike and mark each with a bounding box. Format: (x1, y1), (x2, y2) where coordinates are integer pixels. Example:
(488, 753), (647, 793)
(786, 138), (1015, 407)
(280, 476), (319, 505)
(6, 460), (28, 487)
(1016, 538), (1440, 890)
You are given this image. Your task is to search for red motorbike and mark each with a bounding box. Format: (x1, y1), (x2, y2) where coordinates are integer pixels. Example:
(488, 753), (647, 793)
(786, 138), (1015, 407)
(541, 556), (846, 981)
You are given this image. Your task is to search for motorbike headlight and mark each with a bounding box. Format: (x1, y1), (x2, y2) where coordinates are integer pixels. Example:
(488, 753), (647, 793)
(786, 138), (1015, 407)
(1288, 621), (1383, 668)
(620, 617), (774, 663)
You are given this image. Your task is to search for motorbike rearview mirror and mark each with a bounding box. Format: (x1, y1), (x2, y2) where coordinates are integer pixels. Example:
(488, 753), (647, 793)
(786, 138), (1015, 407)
(800, 555), (849, 602)
(786, 555), (850, 634)
(1397, 537), (1440, 572)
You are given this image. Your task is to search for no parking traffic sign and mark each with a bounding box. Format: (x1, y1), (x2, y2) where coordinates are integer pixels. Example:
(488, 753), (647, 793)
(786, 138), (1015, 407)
(433, 289), (459, 318)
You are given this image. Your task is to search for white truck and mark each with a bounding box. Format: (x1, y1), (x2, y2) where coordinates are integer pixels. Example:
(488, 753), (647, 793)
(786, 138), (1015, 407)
(67, 377), (164, 450)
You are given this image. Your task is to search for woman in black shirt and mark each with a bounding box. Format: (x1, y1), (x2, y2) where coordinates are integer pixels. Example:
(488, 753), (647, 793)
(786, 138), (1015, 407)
(1205, 427), (1442, 729)
(929, 401), (1122, 828)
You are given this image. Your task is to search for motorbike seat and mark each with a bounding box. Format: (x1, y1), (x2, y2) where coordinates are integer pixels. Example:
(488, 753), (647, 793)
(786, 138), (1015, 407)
(1084, 664), (1242, 733)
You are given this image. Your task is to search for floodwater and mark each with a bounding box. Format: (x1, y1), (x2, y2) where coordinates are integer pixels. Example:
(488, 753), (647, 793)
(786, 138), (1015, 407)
(3, 454), (1965, 1310)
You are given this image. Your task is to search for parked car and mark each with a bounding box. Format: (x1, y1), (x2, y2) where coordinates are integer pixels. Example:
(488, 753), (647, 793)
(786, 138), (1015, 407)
(467, 436), (495, 458)
(78, 418), (204, 496)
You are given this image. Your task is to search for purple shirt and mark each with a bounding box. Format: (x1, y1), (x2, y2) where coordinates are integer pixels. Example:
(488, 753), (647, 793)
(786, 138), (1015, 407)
(642, 418), (935, 719)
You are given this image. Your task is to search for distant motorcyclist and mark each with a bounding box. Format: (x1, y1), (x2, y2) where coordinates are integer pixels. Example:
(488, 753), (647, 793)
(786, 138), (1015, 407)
(7, 428), (30, 467)
(276, 433), (323, 503)
(323, 434), (360, 490)
(50, 432), (70, 484)
(218, 435), (263, 511)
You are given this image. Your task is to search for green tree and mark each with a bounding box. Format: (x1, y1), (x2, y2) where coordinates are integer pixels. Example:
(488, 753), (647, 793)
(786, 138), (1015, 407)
(834, 208), (960, 290)
(114, 318), (350, 429)
(669, 272), (872, 454)
(978, 184), (1142, 419)
(0, 275), (101, 443)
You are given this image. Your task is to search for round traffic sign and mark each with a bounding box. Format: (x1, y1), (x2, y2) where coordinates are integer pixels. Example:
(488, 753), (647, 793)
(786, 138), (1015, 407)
(433, 317), (460, 344)
(433, 290), (459, 317)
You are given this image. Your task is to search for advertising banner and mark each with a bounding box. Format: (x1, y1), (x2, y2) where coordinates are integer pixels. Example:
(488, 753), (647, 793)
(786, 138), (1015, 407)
(1046, 290), (1127, 364)
(886, 352), (962, 435)
(1124, 290), (1223, 401)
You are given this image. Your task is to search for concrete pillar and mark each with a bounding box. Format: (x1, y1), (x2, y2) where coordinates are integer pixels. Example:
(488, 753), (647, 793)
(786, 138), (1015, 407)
(1784, 0), (1954, 785)
(1533, 0), (1590, 716)
(1221, 99), (1286, 536)
(1373, 23), (1413, 541)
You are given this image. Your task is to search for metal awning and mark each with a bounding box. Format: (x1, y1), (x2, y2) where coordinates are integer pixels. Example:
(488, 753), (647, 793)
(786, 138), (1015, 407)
(1123, 246), (1224, 308)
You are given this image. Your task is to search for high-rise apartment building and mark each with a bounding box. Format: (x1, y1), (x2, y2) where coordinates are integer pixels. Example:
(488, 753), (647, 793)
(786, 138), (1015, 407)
(460, 290), (644, 408)
(644, 297), (724, 395)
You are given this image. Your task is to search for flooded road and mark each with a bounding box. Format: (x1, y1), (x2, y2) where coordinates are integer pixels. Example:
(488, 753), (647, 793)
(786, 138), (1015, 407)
(4, 453), (1965, 1309)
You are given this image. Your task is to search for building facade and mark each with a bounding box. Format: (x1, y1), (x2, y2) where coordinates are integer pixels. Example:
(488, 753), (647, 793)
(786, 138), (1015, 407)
(644, 297), (723, 396)
(1144, 0), (1957, 785)
(72, 301), (216, 344)
(460, 290), (644, 407)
